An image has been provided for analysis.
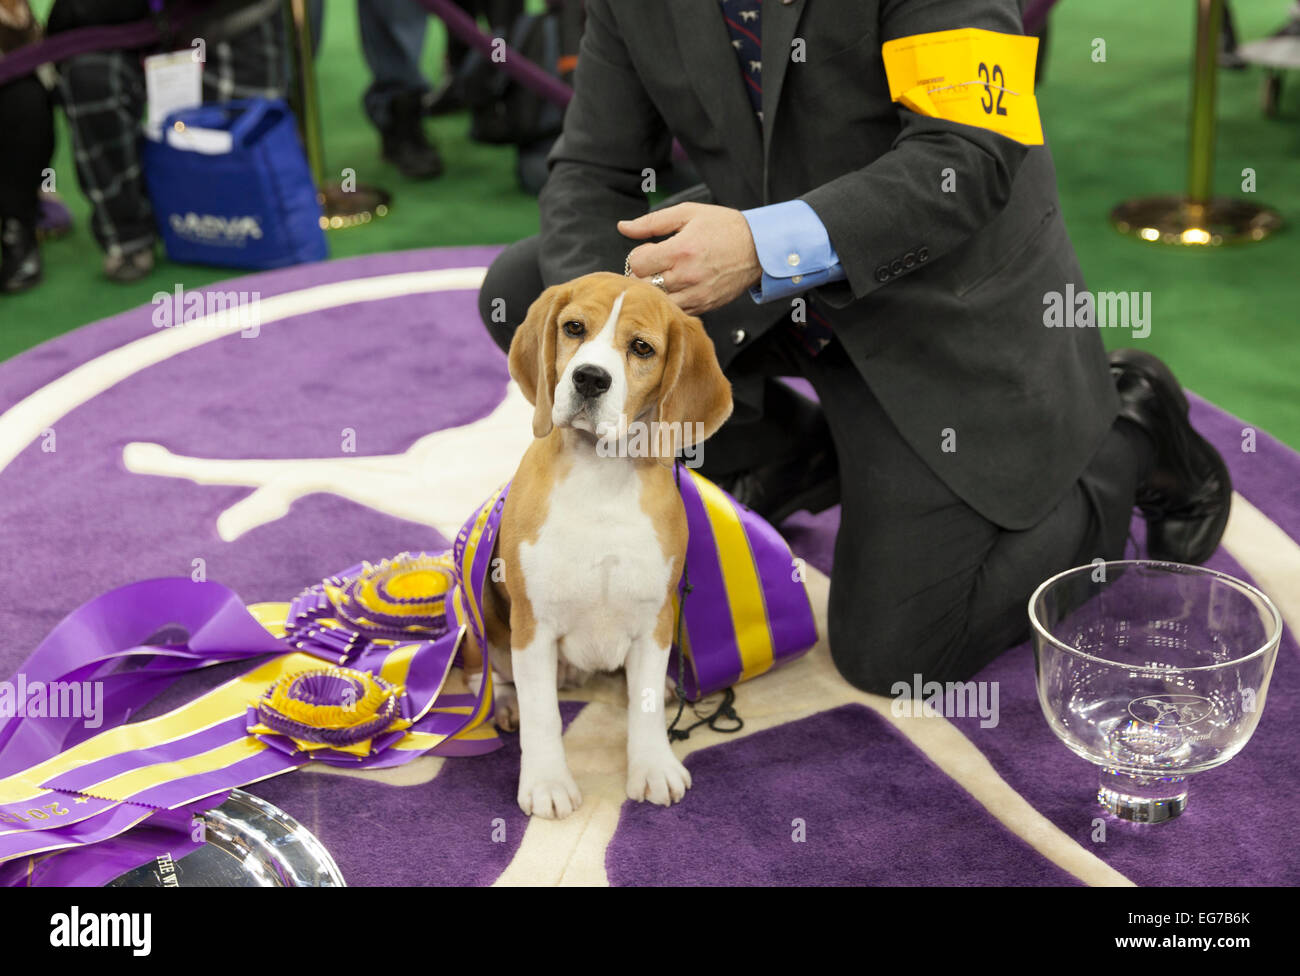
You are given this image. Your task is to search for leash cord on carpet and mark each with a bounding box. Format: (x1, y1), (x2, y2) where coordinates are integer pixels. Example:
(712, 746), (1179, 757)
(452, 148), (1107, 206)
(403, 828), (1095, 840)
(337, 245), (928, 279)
(666, 460), (743, 743)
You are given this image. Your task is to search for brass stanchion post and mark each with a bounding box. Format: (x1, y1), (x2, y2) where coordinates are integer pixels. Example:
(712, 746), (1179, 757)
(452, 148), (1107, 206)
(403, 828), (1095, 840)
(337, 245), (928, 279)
(1110, 0), (1282, 245)
(285, 0), (392, 229)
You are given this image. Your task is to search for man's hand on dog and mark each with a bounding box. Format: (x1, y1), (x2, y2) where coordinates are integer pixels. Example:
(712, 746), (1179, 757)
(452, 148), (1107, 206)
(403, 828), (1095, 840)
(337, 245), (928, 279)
(619, 203), (762, 315)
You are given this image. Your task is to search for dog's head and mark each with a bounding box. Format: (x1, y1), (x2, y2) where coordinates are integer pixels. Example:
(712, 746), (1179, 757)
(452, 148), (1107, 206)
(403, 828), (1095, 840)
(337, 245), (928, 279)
(508, 272), (733, 463)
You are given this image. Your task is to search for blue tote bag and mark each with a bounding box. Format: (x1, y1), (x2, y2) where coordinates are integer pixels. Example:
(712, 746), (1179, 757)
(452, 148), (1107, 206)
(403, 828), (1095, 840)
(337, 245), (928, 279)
(143, 98), (327, 270)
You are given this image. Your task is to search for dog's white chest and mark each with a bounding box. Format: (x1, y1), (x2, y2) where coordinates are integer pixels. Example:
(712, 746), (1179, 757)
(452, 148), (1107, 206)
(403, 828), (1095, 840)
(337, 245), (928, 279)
(518, 458), (675, 673)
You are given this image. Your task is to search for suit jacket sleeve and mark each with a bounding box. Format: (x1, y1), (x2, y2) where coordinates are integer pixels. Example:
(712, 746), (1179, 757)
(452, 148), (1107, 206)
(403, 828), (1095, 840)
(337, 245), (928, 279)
(536, 0), (673, 287)
(801, 0), (1032, 306)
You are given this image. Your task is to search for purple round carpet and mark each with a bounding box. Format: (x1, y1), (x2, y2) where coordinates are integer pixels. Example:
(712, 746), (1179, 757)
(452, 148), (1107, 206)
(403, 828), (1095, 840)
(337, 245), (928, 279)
(1, 247), (1296, 886)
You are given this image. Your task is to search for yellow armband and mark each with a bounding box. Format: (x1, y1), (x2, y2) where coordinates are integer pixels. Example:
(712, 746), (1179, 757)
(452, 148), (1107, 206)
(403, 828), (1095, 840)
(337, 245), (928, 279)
(882, 28), (1043, 146)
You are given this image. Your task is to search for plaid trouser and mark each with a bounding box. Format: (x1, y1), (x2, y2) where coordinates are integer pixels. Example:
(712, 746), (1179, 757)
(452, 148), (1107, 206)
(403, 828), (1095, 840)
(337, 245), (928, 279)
(57, 17), (286, 256)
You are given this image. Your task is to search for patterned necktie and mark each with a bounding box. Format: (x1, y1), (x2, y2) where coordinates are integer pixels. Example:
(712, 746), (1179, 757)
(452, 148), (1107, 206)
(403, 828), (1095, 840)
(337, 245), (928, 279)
(794, 305), (835, 356)
(721, 0), (834, 355)
(720, 0), (764, 121)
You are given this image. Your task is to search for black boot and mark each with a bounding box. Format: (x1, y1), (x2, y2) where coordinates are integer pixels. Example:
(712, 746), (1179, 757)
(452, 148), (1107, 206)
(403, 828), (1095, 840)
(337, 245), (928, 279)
(709, 382), (841, 525)
(380, 92), (444, 180)
(1110, 349), (1232, 564)
(719, 426), (840, 525)
(0, 218), (42, 294)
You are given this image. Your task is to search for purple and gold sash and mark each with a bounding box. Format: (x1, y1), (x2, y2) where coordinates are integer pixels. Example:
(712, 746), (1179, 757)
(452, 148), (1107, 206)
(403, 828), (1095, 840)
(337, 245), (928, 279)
(442, 472), (817, 700)
(0, 469), (815, 879)
(673, 469), (817, 698)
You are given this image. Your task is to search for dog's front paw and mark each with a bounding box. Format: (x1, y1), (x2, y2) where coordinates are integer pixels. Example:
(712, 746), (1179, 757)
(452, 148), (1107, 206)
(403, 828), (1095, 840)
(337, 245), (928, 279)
(627, 753), (692, 806)
(518, 769), (582, 819)
(493, 682), (520, 732)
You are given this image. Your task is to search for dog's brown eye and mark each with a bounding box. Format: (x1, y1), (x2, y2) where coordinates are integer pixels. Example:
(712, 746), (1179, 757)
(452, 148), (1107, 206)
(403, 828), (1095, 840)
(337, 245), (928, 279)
(629, 338), (654, 358)
(562, 320), (585, 338)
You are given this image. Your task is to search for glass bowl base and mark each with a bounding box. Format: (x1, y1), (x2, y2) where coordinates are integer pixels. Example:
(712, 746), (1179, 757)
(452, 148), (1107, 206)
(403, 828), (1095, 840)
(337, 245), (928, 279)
(1097, 769), (1188, 824)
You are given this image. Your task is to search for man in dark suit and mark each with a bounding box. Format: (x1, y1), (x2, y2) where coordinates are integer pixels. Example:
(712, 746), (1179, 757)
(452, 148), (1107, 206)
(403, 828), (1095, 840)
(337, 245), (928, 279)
(476, 0), (1230, 693)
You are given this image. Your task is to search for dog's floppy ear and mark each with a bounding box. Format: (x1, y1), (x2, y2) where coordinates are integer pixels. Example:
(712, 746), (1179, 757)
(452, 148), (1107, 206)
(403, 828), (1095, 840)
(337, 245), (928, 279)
(655, 306), (733, 465)
(509, 284), (569, 438)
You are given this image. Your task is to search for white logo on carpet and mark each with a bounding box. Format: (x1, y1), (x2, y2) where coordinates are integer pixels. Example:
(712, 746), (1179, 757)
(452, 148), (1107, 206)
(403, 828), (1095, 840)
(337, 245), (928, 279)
(122, 382), (533, 542)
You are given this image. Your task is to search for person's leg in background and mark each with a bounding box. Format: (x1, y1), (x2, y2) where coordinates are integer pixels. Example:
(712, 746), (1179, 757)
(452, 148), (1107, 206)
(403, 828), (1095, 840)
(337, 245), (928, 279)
(1220, 1), (1244, 68)
(200, 12), (286, 104)
(0, 74), (54, 293)
(359, 0), (444, 179)
(56, 51), (155, 282)
(793, 335), (1151, 694)
(427, 0), (526, 115)
(58, 9), (285, 284)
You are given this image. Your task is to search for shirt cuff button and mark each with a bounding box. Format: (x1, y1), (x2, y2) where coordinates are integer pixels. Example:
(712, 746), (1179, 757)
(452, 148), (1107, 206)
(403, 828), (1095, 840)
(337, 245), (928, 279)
(786, 253), (800, 267)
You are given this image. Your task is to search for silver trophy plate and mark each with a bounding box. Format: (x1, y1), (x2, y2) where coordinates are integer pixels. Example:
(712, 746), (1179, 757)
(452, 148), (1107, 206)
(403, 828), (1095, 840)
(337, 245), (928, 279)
(106, 789), (345, 887)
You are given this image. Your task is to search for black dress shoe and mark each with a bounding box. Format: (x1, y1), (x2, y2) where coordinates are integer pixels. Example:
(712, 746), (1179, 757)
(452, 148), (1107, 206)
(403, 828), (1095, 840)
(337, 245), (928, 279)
(1110, 349), (1232, 564)
(716, 430), (840, 525)
(424, 75), (465, 117)
(381, 92), (445, 180)
(0, 218), (42, 294)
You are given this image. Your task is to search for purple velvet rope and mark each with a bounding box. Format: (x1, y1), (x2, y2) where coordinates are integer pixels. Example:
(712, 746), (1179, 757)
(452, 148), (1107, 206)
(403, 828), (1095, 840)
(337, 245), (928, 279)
(0, 20), (162, 85)
(414, 0), (575, 108)
(0, 0), (571, 97)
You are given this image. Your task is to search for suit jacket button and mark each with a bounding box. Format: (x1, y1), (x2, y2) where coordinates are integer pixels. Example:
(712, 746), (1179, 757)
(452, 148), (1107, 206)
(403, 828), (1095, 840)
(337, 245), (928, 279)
(918, 247), (929, 262)
(732, 328), (746, 345)
(875, 265), (890, 282)
(903, 251), (916, 268)
(890, 258), (903, 274)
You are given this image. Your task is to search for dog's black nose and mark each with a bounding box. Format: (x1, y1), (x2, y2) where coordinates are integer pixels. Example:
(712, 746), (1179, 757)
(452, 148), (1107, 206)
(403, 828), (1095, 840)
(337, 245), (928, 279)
(572, 364), (612, 398)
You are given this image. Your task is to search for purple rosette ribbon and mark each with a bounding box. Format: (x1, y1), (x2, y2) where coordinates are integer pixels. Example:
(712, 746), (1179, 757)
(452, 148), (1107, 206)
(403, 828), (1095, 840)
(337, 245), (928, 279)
(283, 552), (457, 659)
(249, 667), (408, 758)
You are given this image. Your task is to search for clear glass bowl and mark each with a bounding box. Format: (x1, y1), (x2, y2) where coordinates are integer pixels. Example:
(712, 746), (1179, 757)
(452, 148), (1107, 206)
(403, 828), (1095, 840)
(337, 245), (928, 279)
(1029, 560), (1282, 824)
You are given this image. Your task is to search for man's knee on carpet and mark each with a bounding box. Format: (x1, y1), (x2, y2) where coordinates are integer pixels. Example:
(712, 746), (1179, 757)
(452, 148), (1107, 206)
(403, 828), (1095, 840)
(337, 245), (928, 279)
(477, 235), (543, 356)
(824, 580), (1031, 698)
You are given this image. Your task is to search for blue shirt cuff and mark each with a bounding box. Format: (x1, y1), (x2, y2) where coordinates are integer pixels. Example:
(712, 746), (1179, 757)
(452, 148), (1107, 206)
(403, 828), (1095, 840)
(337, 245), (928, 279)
(740, 199), (846, 303)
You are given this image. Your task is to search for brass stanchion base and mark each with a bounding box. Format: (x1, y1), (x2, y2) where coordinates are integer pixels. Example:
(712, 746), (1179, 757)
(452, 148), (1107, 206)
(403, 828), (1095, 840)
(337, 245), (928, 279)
(317, 183), (392, 230)
(1110, 195), (1282, 246)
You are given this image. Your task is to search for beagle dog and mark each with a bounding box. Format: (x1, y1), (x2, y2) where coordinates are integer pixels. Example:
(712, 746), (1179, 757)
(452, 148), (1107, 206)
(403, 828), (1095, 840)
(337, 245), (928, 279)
(462, 271), (733, 819)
